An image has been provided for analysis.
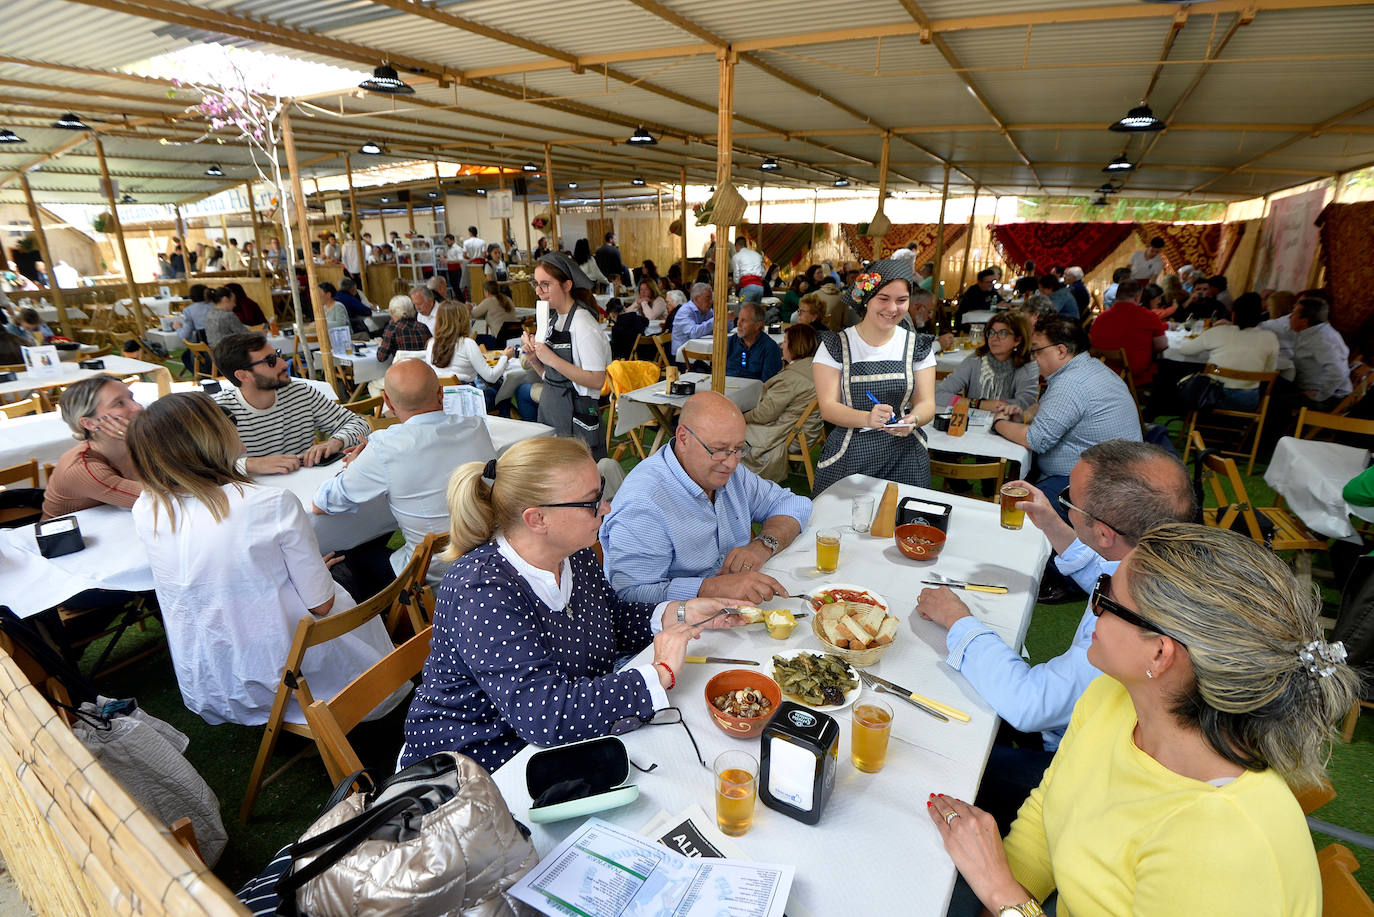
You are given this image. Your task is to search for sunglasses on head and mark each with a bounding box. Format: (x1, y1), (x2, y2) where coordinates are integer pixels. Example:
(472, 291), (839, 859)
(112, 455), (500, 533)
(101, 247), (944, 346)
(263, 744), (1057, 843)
(1090, 573), (1186, 646)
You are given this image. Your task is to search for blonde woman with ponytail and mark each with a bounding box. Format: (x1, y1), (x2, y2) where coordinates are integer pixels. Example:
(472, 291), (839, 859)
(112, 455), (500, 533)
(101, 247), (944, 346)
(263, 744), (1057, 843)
(930, 523), (1356, 917)
(401, 437), (746, 772)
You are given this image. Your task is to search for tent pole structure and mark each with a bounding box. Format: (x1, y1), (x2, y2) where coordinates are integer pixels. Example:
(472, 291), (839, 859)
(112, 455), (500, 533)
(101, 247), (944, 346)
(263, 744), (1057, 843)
(246, 181), (268, 290)
(679, 167), (688, 285)
(543, 144), (559, 252)
(810, 188), (818, 259)
(19, 173), (72, 335)
(344, 153), (366, 301)
(498, 167), (510, 254)
(657, 185), (663, 219)
(931, 163), (951, 306)
(282, 111), (336, 390)
(432, 161), (443, 238)
(711, 49), (737, 394)
(522, 192), (531, 256)
(93, 136), (150, 339)
(405, 194), (415, 235)
(957, 184), (981, 294)
(599, 180), (606, 222)
(871, 132), (891, 259)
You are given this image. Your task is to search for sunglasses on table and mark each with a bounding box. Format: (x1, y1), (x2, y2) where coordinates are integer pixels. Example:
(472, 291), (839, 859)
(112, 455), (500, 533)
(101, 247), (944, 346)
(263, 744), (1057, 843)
(537, 476), (606, 513)
(610, 707), (707, 772)
(247, 350), (287, 368)
(1090, 573), (1186, 646)
(1057, 487), (1125, 537)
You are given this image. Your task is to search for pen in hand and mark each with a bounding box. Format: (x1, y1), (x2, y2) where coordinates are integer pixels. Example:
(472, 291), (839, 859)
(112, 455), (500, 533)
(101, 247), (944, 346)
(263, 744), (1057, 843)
(865, 390), (899, 424)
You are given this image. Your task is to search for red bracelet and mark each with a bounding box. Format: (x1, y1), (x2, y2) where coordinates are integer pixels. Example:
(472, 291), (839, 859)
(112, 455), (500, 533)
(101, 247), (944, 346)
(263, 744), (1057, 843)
(655, 662), (676, 690)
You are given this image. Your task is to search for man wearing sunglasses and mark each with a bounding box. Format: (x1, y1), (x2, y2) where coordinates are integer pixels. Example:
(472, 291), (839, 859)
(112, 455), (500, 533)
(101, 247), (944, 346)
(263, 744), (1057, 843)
(916, 440), (1193, 830)
(601, 391), (811, 606)
(212, 332), (371, 475)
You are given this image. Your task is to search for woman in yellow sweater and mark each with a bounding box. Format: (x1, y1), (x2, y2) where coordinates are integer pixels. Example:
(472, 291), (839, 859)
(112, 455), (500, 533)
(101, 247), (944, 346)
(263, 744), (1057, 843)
(930, 523), (1356, 916)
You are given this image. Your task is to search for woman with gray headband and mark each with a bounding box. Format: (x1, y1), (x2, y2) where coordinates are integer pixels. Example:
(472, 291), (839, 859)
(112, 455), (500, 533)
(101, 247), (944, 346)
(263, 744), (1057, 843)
(931, 523), (1355, 916)
(42, 373), (144, 519)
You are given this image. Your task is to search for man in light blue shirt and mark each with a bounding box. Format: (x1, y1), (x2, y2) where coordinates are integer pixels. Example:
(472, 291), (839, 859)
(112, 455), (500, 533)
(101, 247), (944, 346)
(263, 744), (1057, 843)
(312, 360), (496, 587)
(601, 391), (812, 606)
(671, 282), (716, 362)
(916, 440), (1194, 830)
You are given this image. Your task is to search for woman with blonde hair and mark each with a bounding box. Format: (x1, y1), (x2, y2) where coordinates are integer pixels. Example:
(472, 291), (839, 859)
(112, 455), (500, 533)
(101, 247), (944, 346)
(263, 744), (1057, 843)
(628, 277), (667, 321)
(126, 392), (401, 727)
(400, 437), (745, 771)
(931, 523), (1355, 916)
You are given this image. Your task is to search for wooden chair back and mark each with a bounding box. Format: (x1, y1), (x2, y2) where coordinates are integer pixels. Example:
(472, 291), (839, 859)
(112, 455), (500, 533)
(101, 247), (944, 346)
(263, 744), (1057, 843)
(343, 394), (385, 417)
(649, 331), (674, 370)
(184, 341), (218, 381)
(384, 532), (448, 637)
(0, 458), (43, 528)
(782, 398), (821, 492)
(1295, 408), (1374, 443)
(304, 627), (433, 784)
(1318, 845), (1374, 917)
(605, 360), (662, 460)
(929, 458), (1009, 501)
(1181, 363), (1278, 474)
(1, 397), (43, 419)
(680, 342), (712, 365)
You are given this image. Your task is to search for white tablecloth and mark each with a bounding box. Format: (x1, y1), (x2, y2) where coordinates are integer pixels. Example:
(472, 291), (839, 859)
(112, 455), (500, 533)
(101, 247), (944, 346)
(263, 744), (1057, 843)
(615, 372), (762, 437)
(491, 475), (1050, 917)
(484, 415), (554, 454)
(681, 333), (784, 363)
(363, 313), (390, 333)
(0, 355), (168, 400)
(959, 309), (1000, 326)
(1161, 328), (1209, 365)
(0, 463), (397, 619)
(924, 412), (1033, 480)
(332, 345), (389, 384)
(34, 305), (90, 323)
(935, 347), (974, 373)
(1263, 436), (1373, 539)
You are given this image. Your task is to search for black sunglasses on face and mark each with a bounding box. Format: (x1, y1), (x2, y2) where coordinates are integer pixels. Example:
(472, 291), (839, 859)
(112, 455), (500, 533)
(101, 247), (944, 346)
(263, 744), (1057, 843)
(610, 707), (707, 771)
(538, 476), (606, 513)
(247, 351), (286, 369)
(1090, 574), (1186, 646)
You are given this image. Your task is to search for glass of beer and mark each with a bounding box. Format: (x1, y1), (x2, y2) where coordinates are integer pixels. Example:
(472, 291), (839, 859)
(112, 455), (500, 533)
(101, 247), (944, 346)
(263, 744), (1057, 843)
(816, 527), (841, 573)
(999, 484), (1030, 530)
(851, 698), (894, 773)
(714, 750), (758, 837)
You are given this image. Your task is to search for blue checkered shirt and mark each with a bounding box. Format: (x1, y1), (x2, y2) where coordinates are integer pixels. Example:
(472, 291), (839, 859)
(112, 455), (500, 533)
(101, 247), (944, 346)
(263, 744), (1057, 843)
(1026, 353), (1141, 476)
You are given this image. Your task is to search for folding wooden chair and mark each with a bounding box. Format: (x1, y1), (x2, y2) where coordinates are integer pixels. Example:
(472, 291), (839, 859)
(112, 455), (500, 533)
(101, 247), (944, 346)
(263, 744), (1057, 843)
(680, 342), (712, 366)
(604, 360), (661, 460)
(649, 331), (674, 371)
(0, 459), (42, 528)
(239, 571), (414, 821)
(929, 457), (1009, 502)
(1317, 845), (1374, 916)
(343, 394), (385, 417)
(383, 532), (448, 639)
(184, 341), (218, 381)
(1294, 408), (1374, 444)
(304, 627), (433, 785)
(782, 398), (821, 492)
(0, 396), (43, 419)
(1181, 364), (1278, 475)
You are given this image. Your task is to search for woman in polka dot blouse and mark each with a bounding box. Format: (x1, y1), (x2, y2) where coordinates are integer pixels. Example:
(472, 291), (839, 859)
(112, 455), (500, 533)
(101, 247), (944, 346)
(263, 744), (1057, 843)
(401, 437), (746, 772)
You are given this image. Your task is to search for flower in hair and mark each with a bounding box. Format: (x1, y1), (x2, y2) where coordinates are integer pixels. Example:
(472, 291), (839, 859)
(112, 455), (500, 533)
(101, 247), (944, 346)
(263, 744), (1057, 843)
(1298, 639), (1346, 678)
(853, 271), (882, 295)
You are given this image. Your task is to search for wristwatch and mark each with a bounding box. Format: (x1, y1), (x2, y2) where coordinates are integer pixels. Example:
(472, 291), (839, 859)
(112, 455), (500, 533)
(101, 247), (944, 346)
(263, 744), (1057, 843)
(998, 900), (1044, 916)
(676, 601), (688, 623)
(752, 534), (779, 557)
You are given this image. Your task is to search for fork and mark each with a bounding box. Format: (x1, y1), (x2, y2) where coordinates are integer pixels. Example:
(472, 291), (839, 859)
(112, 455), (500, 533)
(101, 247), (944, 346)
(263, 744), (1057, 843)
(858, 671), (950, 722)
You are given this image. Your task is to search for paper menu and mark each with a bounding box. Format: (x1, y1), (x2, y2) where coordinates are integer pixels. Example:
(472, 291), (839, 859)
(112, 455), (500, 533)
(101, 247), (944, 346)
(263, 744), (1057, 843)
(510, 817), (793, 917)
(21, 345), (60, 377)
(536, 300), (550, 343)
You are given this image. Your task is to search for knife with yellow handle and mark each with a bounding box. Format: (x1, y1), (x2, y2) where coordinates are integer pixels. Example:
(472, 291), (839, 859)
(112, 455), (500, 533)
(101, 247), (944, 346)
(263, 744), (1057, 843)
(862, 671), (971, 722)
(684, 656), (759, 666)
(920, 580), (1009, 594)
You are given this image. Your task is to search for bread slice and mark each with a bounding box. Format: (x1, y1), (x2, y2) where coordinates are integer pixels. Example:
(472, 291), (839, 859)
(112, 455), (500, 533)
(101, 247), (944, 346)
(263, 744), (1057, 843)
(838, 614), (874, 649)
(822, 617), (847, 647)
(873, 617), (898, 646)
(859, 603), (888, 636)
(819, 604), (847, 627)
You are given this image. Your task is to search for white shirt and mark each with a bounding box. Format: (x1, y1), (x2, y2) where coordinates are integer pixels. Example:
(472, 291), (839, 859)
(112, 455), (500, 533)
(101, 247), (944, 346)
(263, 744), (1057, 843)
(132, 484), (404, 726)
(52, 262), (81, 287)
(341, 240), (363, 274)
(731, 247), (766, 284)
(1175, 325), (1279, 389)
(313, 412), (497, 579)
(814, 326), (939, 371)
(426, 336), (508, 383)
(1129, 250), (1164, 282)
(552, 307), (612, 397)
(462, 236), (487, 261)
(494, 533), (670, 711)
(417, 309), (437, 332)
(445, 243), (465, 266)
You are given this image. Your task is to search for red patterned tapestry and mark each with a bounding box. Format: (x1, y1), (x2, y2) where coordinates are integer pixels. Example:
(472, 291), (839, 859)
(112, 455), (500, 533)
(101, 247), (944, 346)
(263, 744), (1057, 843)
(738, 223), (826, 267)
(991, 223), (1137, 276)
(839, 223), (967, 264)
(1317, 201), (1374, 335)
(1131, 221), (1246, 276)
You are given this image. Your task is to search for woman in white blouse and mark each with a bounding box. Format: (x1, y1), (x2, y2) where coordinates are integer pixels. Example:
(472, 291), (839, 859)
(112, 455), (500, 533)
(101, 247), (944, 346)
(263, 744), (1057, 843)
(426, 301), (513, 408)
(628, 278), (668, 321)
(125, 393), (402, 727)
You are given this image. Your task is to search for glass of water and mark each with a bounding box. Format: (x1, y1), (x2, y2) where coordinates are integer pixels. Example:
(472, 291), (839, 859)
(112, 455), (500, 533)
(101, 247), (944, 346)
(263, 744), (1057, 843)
(852, 495), (875, 533)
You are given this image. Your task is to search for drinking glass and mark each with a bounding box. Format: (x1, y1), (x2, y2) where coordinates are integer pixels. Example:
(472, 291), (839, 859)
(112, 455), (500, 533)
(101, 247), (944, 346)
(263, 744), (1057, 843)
(851, 698), (894, 773)
(851, 496), (875, 533)
(714, 750), (758, 836)
(816, 527), (841, 573)
(999, 484), (1030, 530)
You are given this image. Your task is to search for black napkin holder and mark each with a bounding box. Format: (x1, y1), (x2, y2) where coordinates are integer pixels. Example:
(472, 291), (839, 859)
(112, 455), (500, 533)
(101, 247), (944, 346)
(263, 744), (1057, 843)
(78, 359), (106, 370)
(932, 413), (951, 432)
(898, 496), (953, 533)
(525, 735), (639, 823)
(36, 515), (85, 558)
(199, 379), (222, 394)
(759, 702), (839, 825)
(766, 322), (782, 334)
(0, 371), (16, 383)
(670, 380), (697, 396)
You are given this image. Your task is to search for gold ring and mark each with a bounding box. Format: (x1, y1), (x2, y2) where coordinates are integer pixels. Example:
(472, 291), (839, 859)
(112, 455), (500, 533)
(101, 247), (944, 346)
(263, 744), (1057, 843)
(944, 811), (960, 825)
(743, 563), (752, 570)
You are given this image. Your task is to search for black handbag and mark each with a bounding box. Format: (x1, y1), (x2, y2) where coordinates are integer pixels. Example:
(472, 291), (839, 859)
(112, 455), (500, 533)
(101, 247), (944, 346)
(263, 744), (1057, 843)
(1178, 372), (1225, 412)
(1191, 448), (1276, 548)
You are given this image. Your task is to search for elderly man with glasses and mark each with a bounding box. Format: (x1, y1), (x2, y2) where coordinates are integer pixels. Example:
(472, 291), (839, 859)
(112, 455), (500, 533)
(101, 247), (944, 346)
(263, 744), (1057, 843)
(601, 391), (812, 606)
(916, 440), (1195, 831)
(212, 332), (370, 475)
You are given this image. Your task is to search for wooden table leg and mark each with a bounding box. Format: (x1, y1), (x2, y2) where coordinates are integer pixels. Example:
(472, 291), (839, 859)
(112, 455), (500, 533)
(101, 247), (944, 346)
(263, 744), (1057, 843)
(647, 404), (679, 454)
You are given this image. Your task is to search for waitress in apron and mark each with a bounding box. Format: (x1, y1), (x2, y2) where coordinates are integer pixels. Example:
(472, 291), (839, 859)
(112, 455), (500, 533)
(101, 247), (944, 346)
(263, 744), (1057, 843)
(521, 252), (611, 459)
(812, 257), (937, 495)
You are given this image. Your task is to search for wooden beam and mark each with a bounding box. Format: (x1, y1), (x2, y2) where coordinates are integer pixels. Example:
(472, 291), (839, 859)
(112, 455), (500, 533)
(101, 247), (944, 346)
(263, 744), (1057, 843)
(93, 136), (149, 337)
(712, 51), (736, 395)
(282, 111), (336, 387)
(246, 181), (268, 287)
(679, 167), (688, 286)
(957, 185), (979, 294)
(345, 153), (366, 300)
(544, 144), (559, 252)
(931, 163), (951, 300)
(18, 173), (72, 333)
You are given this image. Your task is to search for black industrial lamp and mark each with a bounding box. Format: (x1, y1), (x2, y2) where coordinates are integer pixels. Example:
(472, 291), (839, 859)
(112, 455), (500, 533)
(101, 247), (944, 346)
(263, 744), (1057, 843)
(1109, 103), (1164, 133)
(359, 64), (415, 95)
(627, 125), (657, 145)
(1103, 155), (1134, 173)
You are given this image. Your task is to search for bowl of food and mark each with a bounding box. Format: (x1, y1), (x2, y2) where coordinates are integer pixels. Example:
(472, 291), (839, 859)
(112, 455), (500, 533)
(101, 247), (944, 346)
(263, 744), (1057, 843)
(705, 670), (782, 738)
(895, 523), (946, 561)
(766, 651), (861, 710)
(809, 585), (897, 667)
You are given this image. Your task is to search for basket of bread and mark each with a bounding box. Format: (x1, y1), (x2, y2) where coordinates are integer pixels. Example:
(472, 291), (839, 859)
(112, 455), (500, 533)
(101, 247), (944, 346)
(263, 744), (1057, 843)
(809, 587), (897, 667)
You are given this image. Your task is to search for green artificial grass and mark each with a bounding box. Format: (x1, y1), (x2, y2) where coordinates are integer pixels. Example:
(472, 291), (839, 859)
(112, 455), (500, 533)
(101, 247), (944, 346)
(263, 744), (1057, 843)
(53, 428), (1374, 900)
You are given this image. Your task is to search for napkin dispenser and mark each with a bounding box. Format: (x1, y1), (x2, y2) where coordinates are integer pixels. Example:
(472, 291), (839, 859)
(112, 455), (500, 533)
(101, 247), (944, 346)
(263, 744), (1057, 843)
(0, 371), (15, 383)
(669, 379), (697, 397)
(36, 515), (85, 558)
(759, 702), (838, 825)
(199, 379), (222, 395)
(78, 359), (106, 370)
(898, 496), (953, 533)
(525, 735), (639, 824)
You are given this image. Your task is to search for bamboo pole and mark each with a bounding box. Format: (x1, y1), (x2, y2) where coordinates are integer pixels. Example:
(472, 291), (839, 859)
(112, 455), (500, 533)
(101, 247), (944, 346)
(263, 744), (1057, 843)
(657, 185), (663, 219)
(810, 189), (818, 259)
(406, 195), (415, 235)
(18, 174), (72, 335)
(956, 184), (981, 294)
(93, 136), (149, 337)
(432, 161), (443, 238)
(679, 167), (688, 285)
(599, 180), (606, 222)
(543, 144), (559, 251)
(498, 167), (510, 254)
(344, 153), (365, 299)
(246, 181), (267, 288)
(281, 112), (335, 387)
(522, 192), (531, 256)
(871, 132), (891, 259)
(711, 50), (736, 394)
(218, 212), (230, 251)
(931, 163), (951, 303)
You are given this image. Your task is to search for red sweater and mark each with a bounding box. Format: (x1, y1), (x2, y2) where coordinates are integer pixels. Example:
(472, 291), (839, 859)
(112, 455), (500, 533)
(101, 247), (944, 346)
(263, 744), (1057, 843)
(1090, 301), (1167, 385)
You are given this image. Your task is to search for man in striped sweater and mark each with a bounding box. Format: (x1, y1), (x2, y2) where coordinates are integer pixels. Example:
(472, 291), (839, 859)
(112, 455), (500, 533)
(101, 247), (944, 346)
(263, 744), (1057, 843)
(212, 332), (370, 474)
